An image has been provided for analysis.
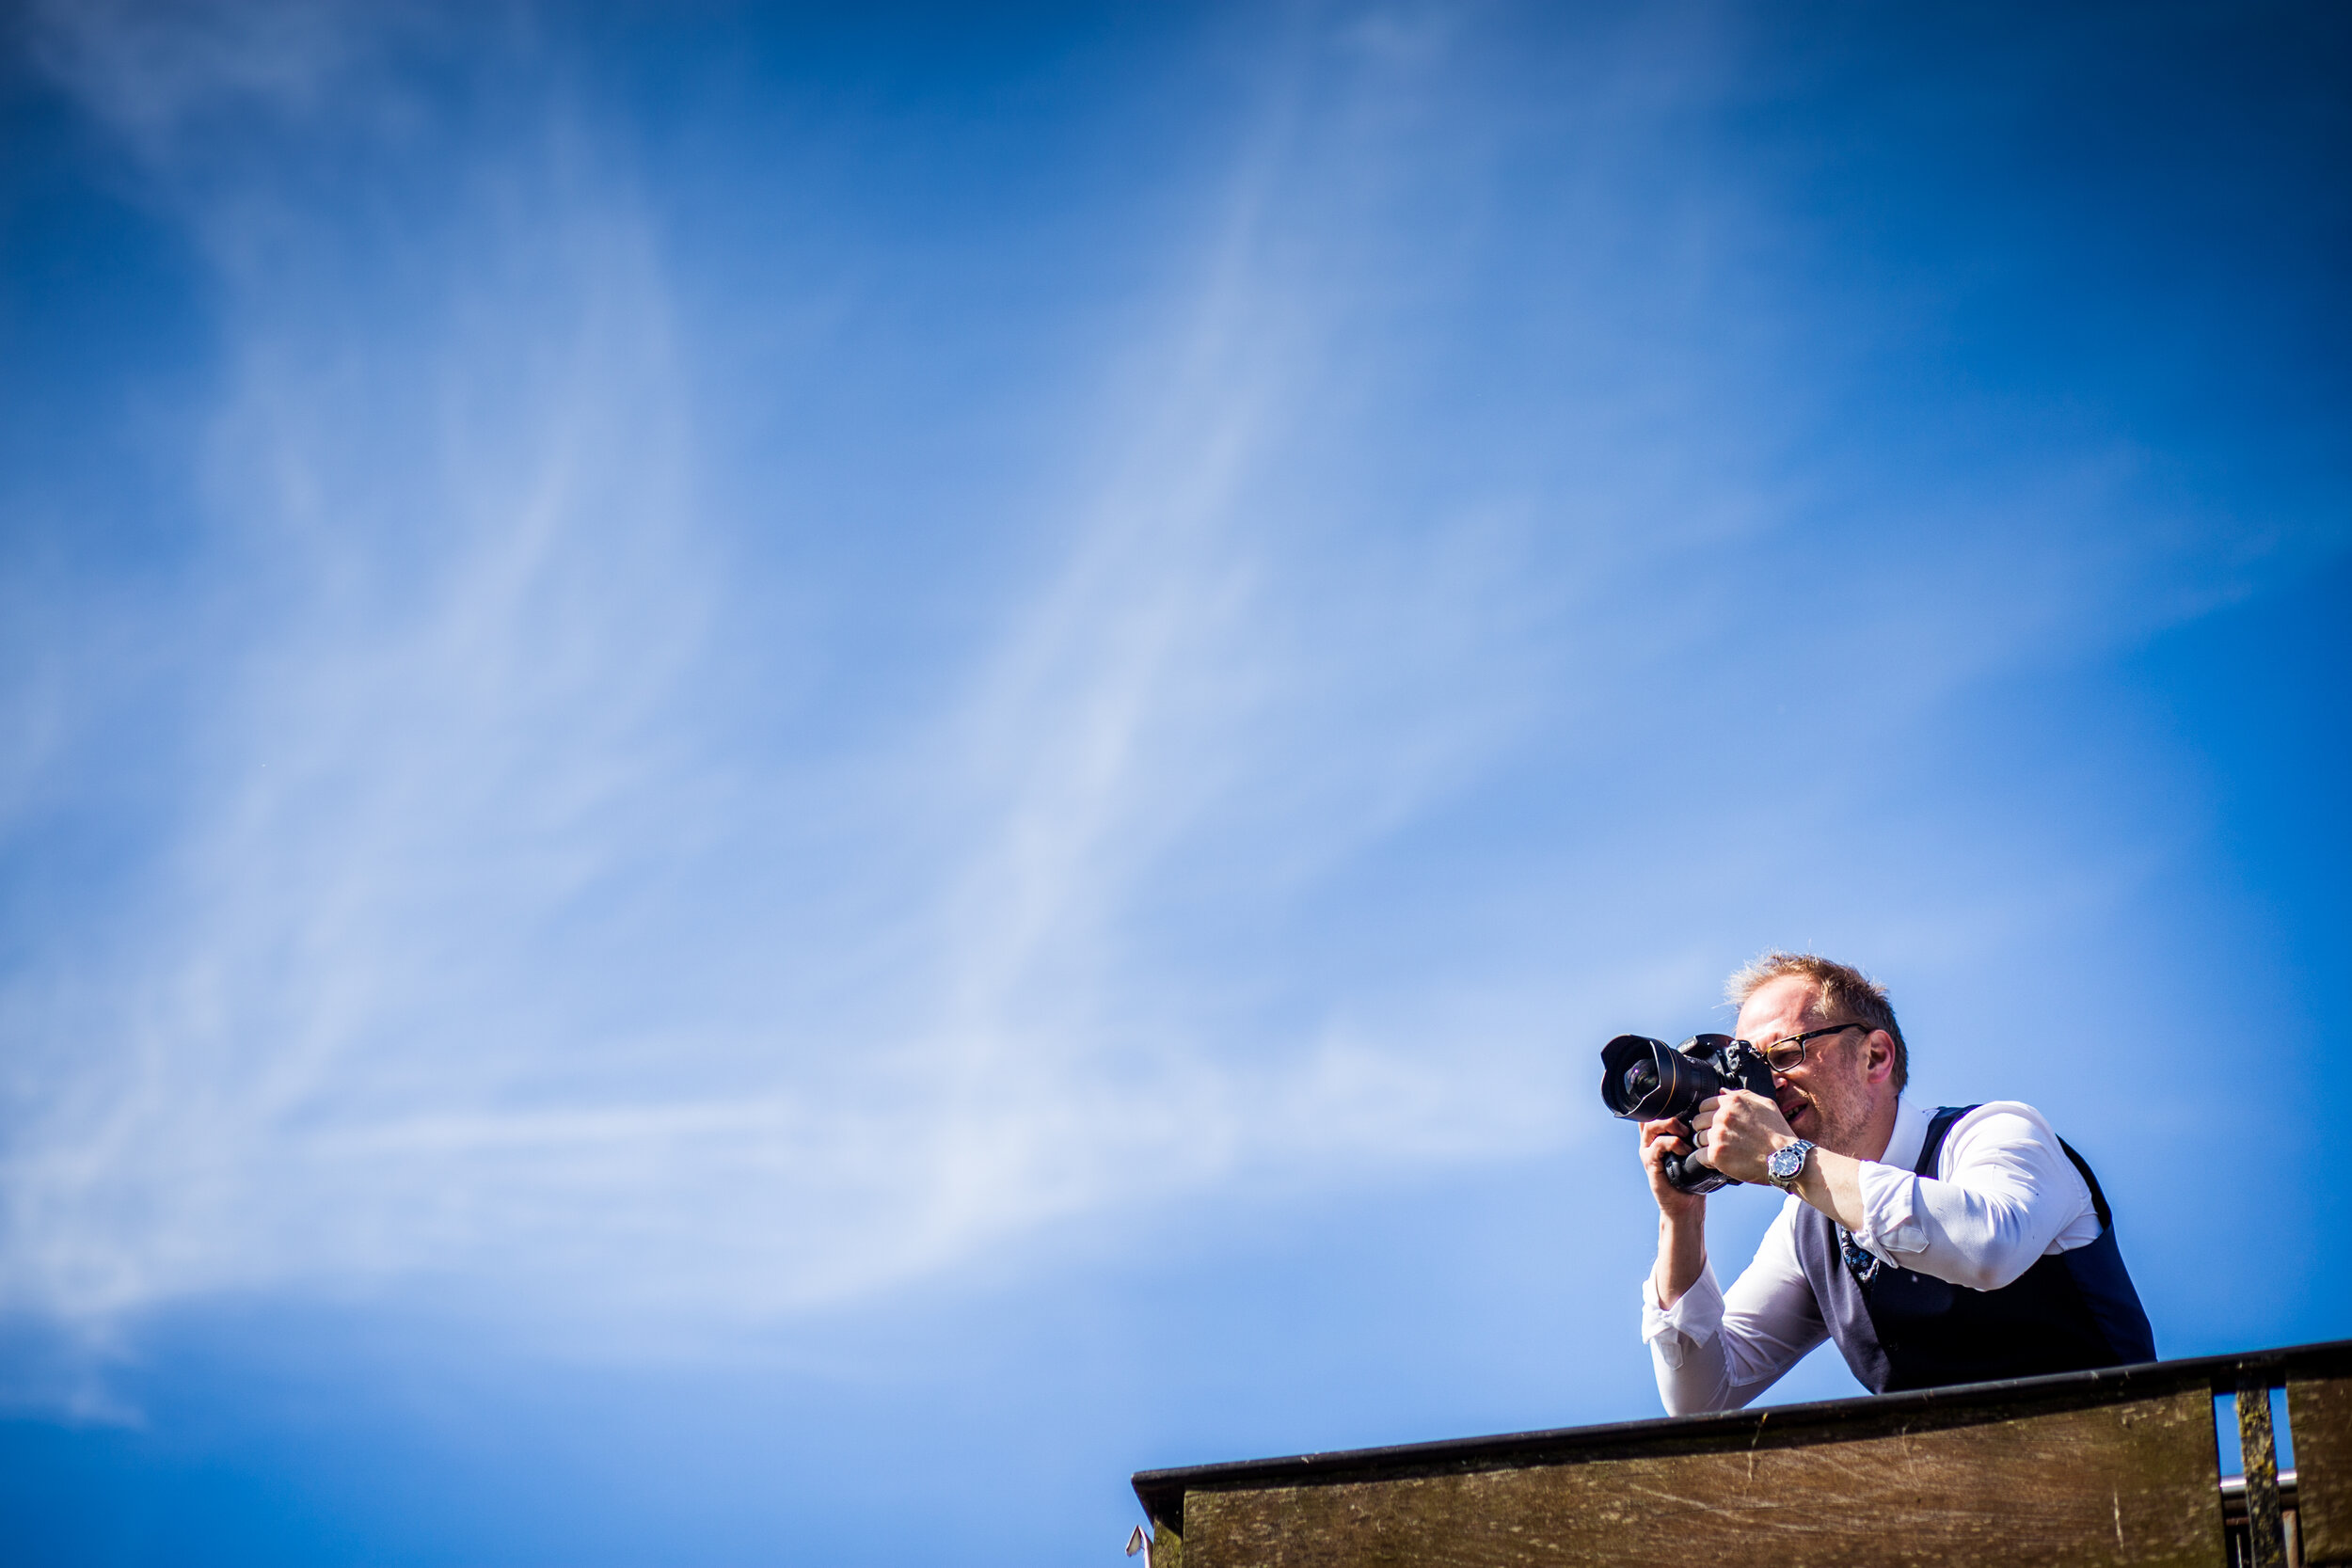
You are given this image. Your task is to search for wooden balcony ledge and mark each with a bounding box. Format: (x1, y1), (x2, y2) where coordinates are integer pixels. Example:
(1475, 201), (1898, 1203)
(1133, 1338), (2352, 1568)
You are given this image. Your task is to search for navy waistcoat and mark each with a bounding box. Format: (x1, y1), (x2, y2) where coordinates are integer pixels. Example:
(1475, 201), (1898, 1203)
(1789, 1105), (2156, 1394)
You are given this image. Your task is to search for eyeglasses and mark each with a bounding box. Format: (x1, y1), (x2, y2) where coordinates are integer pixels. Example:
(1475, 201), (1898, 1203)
(1741, 1021), (1868, 1073)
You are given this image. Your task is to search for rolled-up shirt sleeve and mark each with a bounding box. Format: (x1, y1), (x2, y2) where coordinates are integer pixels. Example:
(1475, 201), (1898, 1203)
(1642, 1200), (1827, 1414)
(1848, 1101), (2095, 1291)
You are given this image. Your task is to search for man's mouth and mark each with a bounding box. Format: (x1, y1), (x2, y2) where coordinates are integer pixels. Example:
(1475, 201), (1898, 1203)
(1780, 1097), (1813, 1129)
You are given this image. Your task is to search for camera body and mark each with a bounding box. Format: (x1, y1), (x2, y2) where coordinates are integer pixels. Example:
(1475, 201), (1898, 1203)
(1598, 1032), (1777, 1195)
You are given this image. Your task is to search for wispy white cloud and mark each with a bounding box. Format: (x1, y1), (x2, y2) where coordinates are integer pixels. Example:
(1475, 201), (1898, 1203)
(24, 0), (424, 157)
(0, 4), (1586, 1351)
(0, 0), (2318, 1374)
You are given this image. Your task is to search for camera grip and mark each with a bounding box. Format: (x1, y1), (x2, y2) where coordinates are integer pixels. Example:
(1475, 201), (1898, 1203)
(1664, 1148), (1739, 1196)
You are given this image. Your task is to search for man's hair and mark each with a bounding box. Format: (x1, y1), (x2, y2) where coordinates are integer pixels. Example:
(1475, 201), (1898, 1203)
(1725, 951), (1908, 1095)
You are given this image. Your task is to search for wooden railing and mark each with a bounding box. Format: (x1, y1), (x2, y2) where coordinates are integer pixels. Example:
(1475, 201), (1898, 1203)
(1132, 1339), (2352, 1567)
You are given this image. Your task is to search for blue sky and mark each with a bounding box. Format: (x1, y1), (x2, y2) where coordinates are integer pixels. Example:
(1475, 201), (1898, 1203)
(0, 1), (2346, 1561)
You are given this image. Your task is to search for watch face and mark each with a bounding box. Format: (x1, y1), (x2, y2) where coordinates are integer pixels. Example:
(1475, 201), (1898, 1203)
(1770, 1143), (1806, 1182)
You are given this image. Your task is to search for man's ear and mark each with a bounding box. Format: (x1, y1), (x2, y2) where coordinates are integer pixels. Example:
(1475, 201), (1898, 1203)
(1861, 1029), (1897, 1085)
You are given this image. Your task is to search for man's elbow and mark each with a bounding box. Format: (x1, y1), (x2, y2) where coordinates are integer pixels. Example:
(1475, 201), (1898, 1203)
(1933, 1205), (2049, 1291)
(1945, 1249), (2036, 1291)
(1659, 1377), (1745, 1417)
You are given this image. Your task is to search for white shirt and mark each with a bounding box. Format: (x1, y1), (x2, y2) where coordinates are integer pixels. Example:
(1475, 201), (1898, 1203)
(1640, 1100), (2102, 1416)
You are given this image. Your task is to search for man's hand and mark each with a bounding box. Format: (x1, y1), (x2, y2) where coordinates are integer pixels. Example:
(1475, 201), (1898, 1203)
(1640, 1116), (1708, 1222)
(1690, 1090), (1798, 1186)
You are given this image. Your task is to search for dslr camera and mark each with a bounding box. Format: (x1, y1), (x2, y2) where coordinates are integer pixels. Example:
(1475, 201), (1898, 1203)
(1598, 1033), (1777, 1195)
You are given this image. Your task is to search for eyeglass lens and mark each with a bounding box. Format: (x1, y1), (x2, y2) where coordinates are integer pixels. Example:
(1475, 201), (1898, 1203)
(1756, 1022), (1864, 1072)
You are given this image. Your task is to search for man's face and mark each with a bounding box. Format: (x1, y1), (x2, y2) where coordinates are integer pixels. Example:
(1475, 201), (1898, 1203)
(1733, 974), (1885, 1155)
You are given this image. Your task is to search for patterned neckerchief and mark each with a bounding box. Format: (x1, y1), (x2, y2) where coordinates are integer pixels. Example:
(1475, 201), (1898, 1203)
(1837, 1226), (1883, 1286)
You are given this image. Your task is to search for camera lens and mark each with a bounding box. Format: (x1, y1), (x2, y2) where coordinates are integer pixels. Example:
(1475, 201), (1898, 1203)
(1600, 1034), (1696, 1119)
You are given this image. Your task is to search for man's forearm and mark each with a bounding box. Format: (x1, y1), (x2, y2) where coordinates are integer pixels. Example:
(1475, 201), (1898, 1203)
(1788, 1144), (1870, 1233)
(1652, 1209), (1707, 1307)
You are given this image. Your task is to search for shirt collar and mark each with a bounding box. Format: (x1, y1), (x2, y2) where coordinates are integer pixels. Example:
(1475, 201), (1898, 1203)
(1876, 1099), (1931, 1172)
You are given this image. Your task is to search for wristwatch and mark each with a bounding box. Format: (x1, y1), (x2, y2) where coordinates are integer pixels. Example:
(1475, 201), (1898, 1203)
(1767, 1138), (1815, 1191)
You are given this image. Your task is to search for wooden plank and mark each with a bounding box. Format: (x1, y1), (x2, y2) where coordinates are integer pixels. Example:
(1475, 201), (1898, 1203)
(1140, 1342), (2352, 1535)
(2289, 1374), (2352, 1565)
(1184, 1388), (2224, 1568)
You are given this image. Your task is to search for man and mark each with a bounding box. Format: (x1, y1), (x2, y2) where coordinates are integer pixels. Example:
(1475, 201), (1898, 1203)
(1640, 952), (2154, 1414)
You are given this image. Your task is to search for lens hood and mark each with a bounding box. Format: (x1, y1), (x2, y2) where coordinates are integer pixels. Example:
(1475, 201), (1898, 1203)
(1601, 1033), (1710, 1120)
